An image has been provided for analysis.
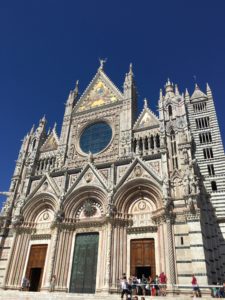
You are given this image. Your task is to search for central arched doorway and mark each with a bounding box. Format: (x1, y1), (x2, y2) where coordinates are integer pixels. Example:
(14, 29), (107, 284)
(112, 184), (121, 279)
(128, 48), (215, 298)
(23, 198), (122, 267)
(69, 233), (99, 293)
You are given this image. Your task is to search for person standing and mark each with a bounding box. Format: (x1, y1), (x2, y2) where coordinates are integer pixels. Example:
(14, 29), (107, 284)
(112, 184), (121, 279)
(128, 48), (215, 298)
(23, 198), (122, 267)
(120, 276), (130, 299)
(191, 274), (199, 297)
(159, 272), (167, 296)
(50, 275), (56, 292)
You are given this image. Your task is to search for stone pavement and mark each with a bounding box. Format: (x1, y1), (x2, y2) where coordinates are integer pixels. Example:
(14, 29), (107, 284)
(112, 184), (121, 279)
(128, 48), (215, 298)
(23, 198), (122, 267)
(0, 291), (216, 300)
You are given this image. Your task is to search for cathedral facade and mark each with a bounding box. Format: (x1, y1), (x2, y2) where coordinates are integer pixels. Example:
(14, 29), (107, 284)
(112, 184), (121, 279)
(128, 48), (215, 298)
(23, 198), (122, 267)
(0, 63), (225, 293)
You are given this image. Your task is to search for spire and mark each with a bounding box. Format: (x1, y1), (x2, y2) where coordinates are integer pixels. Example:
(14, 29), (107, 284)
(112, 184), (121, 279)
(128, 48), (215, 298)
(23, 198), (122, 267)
(184, 88), (190, 102)
(123, 63), (136, 99)
(185, 88), (189, 97)
(39, 115), (46, 126)
(175, 84), (180, 96)
(74, 80), (79, 95)
(53, 122), (57, 131)
(159, 89), (163, 101)
(194, 83), (199, 90)
(129, 63), (133, 76)
(30, 124), (35, 134)
(206, 82), (212, 97)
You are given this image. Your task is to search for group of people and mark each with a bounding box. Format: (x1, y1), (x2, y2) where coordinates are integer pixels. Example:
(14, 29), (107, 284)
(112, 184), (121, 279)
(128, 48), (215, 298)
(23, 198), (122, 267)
(120, 272), (167, 299)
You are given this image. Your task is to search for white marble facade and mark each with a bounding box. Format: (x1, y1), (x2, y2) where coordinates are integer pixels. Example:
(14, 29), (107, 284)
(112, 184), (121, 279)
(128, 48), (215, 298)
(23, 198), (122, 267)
(0, 62), (225, 293)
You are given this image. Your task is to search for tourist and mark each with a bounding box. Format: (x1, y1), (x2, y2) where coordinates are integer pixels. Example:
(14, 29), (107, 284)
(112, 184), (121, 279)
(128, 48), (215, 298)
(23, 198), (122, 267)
(154, 275), (160, 296)
(50, 274), (56, 292)
(191, 274), (199, 297)
(141, 274), (147, 295)
(120, 276), (131, 299)
(145, 276), (152, 295)
(159, 272), (167, 296)
(131, 275), (138, 295)
(21, 277), (28, 291)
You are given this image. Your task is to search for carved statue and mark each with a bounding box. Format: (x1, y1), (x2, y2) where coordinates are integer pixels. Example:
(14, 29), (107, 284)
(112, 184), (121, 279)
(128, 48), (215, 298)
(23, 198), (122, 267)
(183, 148), (189, 165)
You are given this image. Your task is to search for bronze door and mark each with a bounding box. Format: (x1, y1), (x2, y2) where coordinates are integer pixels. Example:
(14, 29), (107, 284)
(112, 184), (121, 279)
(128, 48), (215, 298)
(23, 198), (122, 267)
(25, 244), (48, 291)
(70, 233), (99, 294)
(130, 239), (155, 278)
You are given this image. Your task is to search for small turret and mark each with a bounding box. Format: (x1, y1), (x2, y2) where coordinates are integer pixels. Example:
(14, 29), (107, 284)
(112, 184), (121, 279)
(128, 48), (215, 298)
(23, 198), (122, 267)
(164, 78), (175, 98)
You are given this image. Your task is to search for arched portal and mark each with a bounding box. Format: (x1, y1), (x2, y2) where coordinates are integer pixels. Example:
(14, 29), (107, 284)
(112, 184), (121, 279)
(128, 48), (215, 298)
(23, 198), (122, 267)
(113, 178), (165, 282)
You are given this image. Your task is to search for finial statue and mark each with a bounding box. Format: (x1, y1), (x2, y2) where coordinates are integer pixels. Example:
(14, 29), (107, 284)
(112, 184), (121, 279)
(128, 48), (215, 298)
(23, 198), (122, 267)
(144, 98), (148, 108)
(99, 58), (107, 70)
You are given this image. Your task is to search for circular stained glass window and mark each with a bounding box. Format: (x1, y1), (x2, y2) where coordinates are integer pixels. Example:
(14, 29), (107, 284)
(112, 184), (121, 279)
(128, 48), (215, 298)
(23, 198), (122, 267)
(80, 121), (112, 154)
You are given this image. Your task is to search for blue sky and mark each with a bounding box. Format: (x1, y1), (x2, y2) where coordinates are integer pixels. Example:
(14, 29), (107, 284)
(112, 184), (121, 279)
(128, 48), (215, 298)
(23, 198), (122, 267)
(0, 1), (225, 206)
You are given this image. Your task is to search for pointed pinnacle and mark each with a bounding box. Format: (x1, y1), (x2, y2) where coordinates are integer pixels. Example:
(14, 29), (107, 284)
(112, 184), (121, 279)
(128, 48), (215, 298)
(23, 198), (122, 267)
(206, 82), (211, 92)
(129, 63), (133, 75)
(159, 89), (163, 100)
(175, 84), (179, 95)
(185, 88), (189, 96)
(53, 122), (57, 131)
(195, 83), (199, 90)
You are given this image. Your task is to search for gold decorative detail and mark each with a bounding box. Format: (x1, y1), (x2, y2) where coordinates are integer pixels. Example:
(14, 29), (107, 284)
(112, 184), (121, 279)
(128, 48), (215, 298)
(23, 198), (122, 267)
(77, 80), (118, 112)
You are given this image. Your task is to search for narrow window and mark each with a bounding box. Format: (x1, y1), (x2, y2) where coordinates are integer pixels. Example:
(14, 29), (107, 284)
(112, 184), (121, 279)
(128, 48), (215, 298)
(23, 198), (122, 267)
(207, 164), (215, 176)
(211, 181), (217, 191)
(168, 105), (173, 117)
(32, 139), (36, 150)
(181, 237), (184, 245)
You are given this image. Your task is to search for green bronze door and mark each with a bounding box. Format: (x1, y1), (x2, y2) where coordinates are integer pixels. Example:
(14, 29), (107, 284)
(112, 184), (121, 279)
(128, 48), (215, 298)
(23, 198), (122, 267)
(70, 233), (99, 293)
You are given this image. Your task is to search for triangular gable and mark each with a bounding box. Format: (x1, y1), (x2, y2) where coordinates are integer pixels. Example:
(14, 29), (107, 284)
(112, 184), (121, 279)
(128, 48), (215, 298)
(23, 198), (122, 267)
(27, 174), (61, 200)
(133, 107), (159, 130)
(170, 168), (182, 180)
(66, 162), (109, 197)
(74, 69), (123, 113)
(191, 85), (207, 101)
(40, 130), (59, 152)
(116, 157), (162, 190)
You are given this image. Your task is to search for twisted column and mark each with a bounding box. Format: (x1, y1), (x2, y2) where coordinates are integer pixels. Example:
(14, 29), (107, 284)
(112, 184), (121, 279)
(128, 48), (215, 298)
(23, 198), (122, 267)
(166, 217), (176, 284)
(45, 227), (59, 290)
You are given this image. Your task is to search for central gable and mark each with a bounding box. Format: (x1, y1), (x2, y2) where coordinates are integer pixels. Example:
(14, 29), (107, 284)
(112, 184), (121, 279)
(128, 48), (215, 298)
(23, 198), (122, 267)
(74, 69), (123, 113)
(134, 107), (159, 130)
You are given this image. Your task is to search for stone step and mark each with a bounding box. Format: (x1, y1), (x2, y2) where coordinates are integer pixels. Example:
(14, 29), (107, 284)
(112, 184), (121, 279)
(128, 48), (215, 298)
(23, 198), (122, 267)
(0, 291), (215, 300)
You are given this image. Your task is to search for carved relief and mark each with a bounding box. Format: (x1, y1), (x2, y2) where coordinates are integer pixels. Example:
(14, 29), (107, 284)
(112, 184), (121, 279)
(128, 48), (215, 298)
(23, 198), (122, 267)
(76, 200), (103, 219)
(84, 172), (93, 183)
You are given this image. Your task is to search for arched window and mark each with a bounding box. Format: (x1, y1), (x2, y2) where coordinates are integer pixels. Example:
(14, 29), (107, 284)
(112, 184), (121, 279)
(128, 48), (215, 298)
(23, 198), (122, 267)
(168, 105), (173, 117)
(156, 134), (160, 148)
(150, 135), (154, 149)
(170, 130), (178, 169)
(211, 181), (217, 191)
(144, 137), (148, 150)
(133, 138), (137, 153)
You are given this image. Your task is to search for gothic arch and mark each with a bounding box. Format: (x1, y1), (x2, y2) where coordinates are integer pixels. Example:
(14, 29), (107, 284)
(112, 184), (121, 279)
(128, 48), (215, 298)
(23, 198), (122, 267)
(22, 192), (58, 223)
(114, 178), (163, 214)
(63, 185), (107, 220)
